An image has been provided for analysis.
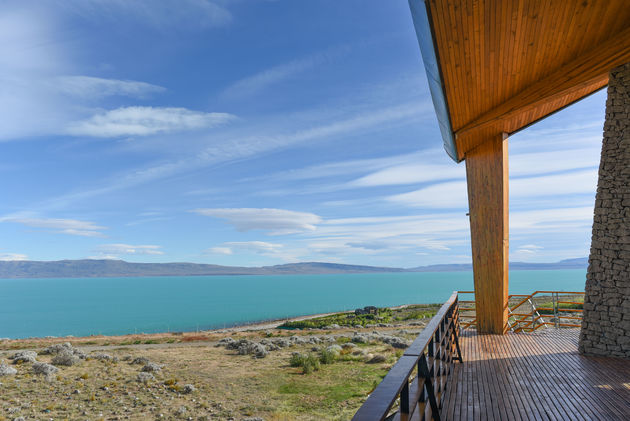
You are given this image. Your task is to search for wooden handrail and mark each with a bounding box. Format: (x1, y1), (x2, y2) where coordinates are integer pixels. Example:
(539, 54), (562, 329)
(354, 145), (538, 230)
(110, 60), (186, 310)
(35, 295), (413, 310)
(353, 292), (462, 421)
(457, 290), (584, 333)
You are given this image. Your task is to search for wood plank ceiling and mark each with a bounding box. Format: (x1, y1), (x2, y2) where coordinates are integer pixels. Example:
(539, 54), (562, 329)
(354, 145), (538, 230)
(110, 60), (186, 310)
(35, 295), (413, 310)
(424, 0), (630, 161)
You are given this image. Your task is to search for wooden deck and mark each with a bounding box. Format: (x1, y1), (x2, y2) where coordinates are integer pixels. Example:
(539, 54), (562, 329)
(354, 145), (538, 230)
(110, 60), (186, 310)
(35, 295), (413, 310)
(444, 329), (630, 421)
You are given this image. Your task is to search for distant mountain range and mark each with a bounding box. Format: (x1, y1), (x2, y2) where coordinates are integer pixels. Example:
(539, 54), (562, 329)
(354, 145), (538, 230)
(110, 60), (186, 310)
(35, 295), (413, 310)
(0, 257), (588, 279)
(407, 257), (588, 272)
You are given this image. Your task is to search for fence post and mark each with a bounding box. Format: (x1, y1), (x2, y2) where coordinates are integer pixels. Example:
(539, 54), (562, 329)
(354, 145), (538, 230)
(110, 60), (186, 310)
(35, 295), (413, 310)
(551, 292), (560, 329)
(531, 300), (535, 332)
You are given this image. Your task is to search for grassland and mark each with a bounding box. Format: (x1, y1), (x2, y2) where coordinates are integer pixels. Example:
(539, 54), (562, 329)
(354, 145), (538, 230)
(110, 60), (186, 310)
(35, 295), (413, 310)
(0, 304), (437, 420)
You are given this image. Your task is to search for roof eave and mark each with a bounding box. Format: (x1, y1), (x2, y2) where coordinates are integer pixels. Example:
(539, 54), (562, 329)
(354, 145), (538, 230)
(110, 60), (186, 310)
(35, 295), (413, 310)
(408, 0), (460, 162)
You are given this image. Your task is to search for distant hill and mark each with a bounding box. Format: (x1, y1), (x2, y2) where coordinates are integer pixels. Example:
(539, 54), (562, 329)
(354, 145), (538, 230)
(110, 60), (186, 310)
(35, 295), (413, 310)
(0, 257), (588, 279)
(408, 257), (588, 272)
(0, 259), (405, 279)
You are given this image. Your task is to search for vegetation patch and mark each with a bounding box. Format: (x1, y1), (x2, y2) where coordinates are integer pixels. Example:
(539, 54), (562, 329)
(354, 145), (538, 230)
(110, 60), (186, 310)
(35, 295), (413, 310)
(279, 304), (438, 329)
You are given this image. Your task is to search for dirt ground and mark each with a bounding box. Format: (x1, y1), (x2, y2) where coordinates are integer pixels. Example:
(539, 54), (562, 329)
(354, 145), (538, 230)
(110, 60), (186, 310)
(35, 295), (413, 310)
(0, 319), (429, 421)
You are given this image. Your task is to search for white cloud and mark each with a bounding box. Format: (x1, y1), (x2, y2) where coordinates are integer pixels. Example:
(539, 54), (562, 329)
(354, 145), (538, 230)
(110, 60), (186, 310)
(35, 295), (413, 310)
(387, 169), (598, 209)
(2, 217), (106, 237)
(513, 244), (544, 256)
(511, 169), (598, 197)
(55, 76), (166, 99)
(38, 98), (429, 210)
(0, 253), (28, 261)
(206, 247), (233, 255)
(55, 0), (232, 30)
(206, 241), (299, 262)
(387, 181), (468, 209)
(86, 254), (121, 260)
(510, 207), (594, 232)
(350, 163), (464, 187)
(224, 58), (319, 99)
(94, 243), (164, 255)
(519, 244), (544, 250)
(510, 148), (600, 176)
(0, 8), (74, 141)
(67, 107), (235, 138)
(222, 46), (348, 99)
(224, 241), (284, 253)
(192, 208), (322, 234)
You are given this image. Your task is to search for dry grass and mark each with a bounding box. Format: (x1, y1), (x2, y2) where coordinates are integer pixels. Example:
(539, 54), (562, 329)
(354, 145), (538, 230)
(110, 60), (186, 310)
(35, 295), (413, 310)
(0, 325), (423, 420)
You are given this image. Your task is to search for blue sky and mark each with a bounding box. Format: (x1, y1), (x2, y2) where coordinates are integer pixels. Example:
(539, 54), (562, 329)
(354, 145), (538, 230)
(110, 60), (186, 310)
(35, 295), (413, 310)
(0, 0), (603, 267)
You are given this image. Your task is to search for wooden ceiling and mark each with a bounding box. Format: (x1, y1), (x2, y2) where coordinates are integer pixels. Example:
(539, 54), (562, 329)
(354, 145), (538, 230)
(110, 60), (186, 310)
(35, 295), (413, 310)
(414, 0), (630, 161)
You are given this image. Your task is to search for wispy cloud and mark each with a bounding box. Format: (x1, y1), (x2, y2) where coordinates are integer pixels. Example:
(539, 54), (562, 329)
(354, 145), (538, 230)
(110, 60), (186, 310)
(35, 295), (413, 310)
(42, 101), (427, 210)
(205, 241), (301, 262)
(350, 163), (463, 187)
(224, 241), (284, 253)
(67, 106), (235, 138)
(55, 0), (232, 30)
(55, 76), (166, 99)
(0, 253), (28, 261)
(514, 244), (544, 257)
(93, 243), (164, 255)
(2, 217), (106, 237)
(206, 246), (233, 255)
(222, 46), (347, 99)
(387, 169), (598, 209)
(193, 208), (322, 234)
(387, 181), (467, 209)
(0, 7), (73, 141)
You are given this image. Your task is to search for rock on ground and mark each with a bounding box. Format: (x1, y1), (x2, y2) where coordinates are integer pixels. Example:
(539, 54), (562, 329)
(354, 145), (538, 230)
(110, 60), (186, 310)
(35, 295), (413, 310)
(10, 350), (37, 364)
(141, 362), (164, 373)
(42, 342), (86, 359)
(0, 363), (17, 376)
(32, 362), (58, 376)
(52, 350), (81, 366)
(326, 344), (342, 355)
(91, 353), (118, 362)
(224, 339), (269, 358)
(367, 354), (387, 364)
(182, 384), (195, 394)
(136, 372), (155, 383)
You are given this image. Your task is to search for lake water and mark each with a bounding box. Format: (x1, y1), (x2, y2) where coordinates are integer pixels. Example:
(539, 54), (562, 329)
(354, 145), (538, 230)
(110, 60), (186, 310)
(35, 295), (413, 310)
(0, 270), (586, 339)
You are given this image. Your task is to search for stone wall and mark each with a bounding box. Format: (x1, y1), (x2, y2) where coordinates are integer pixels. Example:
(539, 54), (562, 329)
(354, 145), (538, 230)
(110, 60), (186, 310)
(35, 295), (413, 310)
(579, 62), (630, 358)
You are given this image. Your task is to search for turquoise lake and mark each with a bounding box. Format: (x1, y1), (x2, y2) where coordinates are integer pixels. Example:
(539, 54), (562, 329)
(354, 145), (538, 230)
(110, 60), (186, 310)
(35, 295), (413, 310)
(0, 269), (586, 339)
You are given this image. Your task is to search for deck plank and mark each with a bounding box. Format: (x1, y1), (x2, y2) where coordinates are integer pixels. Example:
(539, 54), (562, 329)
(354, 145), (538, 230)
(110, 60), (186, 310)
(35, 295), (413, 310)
(446, 329), (630, 421)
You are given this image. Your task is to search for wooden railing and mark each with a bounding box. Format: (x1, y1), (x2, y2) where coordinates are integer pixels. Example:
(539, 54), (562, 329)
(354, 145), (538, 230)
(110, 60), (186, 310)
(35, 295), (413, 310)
(457, 290), (584, 332)
(352, 292), (463, 421)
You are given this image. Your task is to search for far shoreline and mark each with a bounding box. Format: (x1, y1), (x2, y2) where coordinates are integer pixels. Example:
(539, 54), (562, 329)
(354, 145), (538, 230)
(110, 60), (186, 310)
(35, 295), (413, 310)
(0, 303), (418, 344)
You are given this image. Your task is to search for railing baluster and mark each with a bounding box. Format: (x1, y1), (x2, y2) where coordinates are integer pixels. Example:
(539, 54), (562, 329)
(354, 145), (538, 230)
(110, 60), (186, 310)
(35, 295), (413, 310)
(400, 380), (409, 421)
(419, 353), (441, 421)
(352, 292), (462, 421)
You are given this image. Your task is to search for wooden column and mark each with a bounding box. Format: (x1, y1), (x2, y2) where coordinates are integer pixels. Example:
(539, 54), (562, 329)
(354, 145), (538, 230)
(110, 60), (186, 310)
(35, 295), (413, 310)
(465, 133), (509, 334)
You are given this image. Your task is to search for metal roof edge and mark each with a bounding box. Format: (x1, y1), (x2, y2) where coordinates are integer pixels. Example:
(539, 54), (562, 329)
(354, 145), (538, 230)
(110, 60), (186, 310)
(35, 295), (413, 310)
(408, 0), (460, 162)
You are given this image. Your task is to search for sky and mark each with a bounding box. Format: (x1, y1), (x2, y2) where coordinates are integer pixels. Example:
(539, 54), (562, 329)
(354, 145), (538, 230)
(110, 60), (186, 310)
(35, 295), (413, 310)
(0, 0), (605, 267)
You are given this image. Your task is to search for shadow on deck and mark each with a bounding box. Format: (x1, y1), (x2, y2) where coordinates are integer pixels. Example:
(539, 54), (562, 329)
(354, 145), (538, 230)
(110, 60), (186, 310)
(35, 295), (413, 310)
(445, 328), (630, 421)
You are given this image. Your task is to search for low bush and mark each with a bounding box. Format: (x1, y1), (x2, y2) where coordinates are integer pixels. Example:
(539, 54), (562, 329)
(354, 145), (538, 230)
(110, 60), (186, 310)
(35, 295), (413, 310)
(289, 353), (320, 374)
(319, 348), (337, 364)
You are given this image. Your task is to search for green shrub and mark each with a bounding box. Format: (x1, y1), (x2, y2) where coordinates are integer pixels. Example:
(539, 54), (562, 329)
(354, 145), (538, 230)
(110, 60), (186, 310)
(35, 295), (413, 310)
(289, 353), (307, 367)
(302, 354), (320, 374)
(319, 349), (337, 364)
(289, 353), (320, 374)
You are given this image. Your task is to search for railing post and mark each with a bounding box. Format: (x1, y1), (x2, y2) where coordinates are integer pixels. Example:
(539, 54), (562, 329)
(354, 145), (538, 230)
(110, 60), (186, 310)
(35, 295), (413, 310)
(419, 353), (441, 421)
(352, 292), (460, 421)
(530, 299), (535, 332)
(553, 292), (559, 328)
(400, 381), (409, 421)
